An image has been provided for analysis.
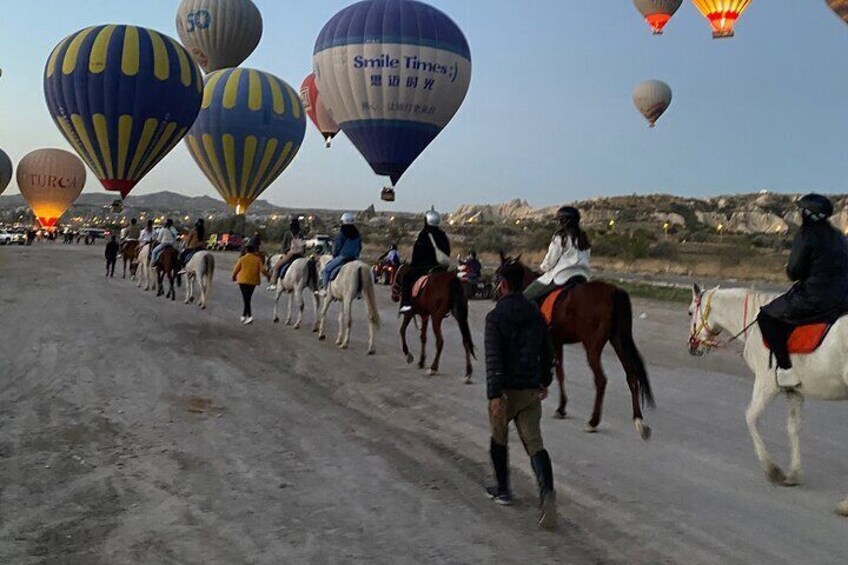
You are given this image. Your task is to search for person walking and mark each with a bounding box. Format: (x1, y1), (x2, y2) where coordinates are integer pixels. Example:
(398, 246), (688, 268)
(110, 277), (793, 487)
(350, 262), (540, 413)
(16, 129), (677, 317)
(232, 244), (269, 325)
(485, 259), (557, 529)
(105, 235), (119, 277)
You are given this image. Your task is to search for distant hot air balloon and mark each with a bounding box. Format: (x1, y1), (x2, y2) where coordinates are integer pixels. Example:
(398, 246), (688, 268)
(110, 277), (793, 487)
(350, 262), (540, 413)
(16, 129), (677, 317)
(16, 149), (86, 228)
(634, 0), (683, 35)
(692, 0), (753, 39)
(313, 0), (472, 202)
(176, 0), (263, 73)
(301, 73), (340, 148)
(185, 68), (306, 215)
(44, 25), (203, 199)
(0, 149), (12, 196)
(826, 0), (848, 26)
(633, 80), (673, 128)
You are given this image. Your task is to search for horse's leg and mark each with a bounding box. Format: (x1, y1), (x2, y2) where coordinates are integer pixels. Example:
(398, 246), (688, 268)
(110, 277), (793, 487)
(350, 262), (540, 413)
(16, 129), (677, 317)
(184, 273), (191, 304)
(310, 289), (320, 333)
(746, 371), (783, 484)
(285, 287), (294, 326)
(554, 348), (568, 419)
(585, 346), (608, 433)
(335, 300), (345, 347)
(169, 274), (176, 300)
(273, 288), (281, 323)
(428, 315), (445, 376)
(784, 392), (804, 487)
(611, 339), (651, 440)
(157, 271), (164, 296)
(294, 285), (305, 330)
(400, 314), (414, 364)
(339, 297), (353, 350)
(418, 315), (430, 370)
(122, 257), (127, 279)
(317, 296), (331, 341)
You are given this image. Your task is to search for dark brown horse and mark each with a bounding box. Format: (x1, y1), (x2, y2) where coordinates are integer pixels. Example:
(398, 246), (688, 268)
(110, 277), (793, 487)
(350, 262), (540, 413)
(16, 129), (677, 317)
(156, 247), (181, 300)
(121, 240), (140, 280)
(391, 264), (476, 382)
(496, 253), (654, 440)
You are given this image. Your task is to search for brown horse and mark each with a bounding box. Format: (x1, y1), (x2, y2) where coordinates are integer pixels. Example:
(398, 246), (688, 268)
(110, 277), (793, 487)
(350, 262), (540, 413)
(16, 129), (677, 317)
(121, 241), (140, 280)
(496, 253), (654, 440)
(156, 246), (181, 300)
(391, 264), (476, 382)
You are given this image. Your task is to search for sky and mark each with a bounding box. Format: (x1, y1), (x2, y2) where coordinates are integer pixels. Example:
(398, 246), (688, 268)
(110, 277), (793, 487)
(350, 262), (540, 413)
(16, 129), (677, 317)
(2, 1), (848, 213)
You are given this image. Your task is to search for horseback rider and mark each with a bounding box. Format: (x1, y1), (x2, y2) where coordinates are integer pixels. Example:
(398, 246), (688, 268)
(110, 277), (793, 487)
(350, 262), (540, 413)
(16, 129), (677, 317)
(139, 220), (156, 264)
(381, 243), (401, 267)
(119, 218), (141, 254)
(177, 219), (206, 275)
(757, 193), (848, 391)
(524, 206), (591, 303)
(268, 217), (306, 291)
(461, 250), (483, 283)
(399, 209), (451, 313)
(151, 218), (179, 267)
(318, 212), (362, 296)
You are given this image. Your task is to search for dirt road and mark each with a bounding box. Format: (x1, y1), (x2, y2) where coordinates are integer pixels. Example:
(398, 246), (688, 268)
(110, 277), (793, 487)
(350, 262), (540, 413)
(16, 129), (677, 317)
(1, 245), (846, 564)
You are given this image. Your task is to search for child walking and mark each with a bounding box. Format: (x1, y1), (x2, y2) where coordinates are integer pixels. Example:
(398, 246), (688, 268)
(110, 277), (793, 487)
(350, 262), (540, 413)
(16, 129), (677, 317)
(105, 235), (119, 277)
(232, 244), (269, 325)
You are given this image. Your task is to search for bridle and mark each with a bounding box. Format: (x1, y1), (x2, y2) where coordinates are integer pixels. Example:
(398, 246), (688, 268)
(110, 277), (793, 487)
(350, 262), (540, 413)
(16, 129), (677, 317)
(689, 289), (755, 355)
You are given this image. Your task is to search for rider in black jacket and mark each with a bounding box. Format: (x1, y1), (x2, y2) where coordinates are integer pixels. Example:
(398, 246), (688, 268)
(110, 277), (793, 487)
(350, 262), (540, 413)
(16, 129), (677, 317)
(484, 260), (557, 528)
(758, 193), (848, 390)
(399, 209), (451, 313)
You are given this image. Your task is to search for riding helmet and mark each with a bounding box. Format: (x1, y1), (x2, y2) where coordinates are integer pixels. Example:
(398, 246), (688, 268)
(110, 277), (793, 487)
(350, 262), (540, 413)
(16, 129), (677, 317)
(556, 206), (581, 224)
(425, 210), (441, 227)
(797, 193), (834, 222)
(341, 212), (356, 225)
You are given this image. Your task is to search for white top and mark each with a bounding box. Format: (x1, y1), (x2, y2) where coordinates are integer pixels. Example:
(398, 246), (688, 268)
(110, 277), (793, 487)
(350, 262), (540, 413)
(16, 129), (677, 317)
(139, 228), (156, 243)
(538, 234), (591, 286)
(156, 226), (178, 245)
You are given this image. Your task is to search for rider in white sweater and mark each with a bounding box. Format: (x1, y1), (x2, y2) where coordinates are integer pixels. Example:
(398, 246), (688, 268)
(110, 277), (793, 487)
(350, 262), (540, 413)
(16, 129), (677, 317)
(524, 206), (591, 302)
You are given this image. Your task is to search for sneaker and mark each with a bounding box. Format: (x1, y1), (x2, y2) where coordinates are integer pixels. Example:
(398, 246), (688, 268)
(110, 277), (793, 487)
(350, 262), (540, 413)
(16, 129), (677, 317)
(485, 486), (513, 506)
(243, 317), (254, 325)
(399, 305), (413, 314)
(776, 368), (801, 390)
(177, 269), (187, 276)
(315, 289), (327, 297)
(266, 284), (277, 292)
(240, 316), (246, 323)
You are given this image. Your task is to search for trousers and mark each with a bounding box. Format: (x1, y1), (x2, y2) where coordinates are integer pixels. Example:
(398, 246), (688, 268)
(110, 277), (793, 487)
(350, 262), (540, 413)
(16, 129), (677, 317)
(239, 284), (256, 317)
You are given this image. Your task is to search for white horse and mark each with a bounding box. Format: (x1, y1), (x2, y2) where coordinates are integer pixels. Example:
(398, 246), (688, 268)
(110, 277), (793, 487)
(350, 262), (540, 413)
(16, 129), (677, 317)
(267, 255), (320, 331)
(688, 284), (848, 515)
(136, 244), (157, 292)
(316, 255), (381, 354)
(183, 251), (214, 309)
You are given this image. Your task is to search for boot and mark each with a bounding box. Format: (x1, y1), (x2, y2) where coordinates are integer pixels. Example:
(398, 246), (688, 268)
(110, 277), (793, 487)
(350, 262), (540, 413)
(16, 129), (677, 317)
(486, 439), (512, 505)
(531, 449), (557, 530)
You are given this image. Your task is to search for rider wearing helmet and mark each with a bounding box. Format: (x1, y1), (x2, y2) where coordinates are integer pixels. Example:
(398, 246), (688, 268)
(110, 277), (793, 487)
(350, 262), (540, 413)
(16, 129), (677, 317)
(400, 209), (451, 313)
(524, 206), (591, 303)
(319, 212), (362, 293)
(757, 194), (848, 390)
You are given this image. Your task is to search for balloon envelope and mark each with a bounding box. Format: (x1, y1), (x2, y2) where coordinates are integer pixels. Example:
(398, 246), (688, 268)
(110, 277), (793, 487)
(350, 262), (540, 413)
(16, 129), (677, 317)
(44, 25), (203, 198)
(176, 0), (263, 73)
(691, 0), (753, 39)
(826, 0), (848, 26)
(313, 0), (472, 187)
(17, 149), (86, 227)
(0, 149), (12, 196)
(185, 68), (306, 214)
(301, 73), (340, 148)
(633, 0), (683, 34)
(633, 80), (672, 128)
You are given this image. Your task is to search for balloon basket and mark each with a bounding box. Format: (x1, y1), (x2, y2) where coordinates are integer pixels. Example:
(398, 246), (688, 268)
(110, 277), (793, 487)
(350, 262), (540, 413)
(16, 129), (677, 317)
(380, 187), (396, 202)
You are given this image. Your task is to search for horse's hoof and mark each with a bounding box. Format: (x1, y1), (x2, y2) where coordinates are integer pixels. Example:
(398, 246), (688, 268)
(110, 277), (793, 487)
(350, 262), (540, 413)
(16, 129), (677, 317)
(766, 464), (787, 485)
(312, 327), (319, 333)
(273, 318), (280, 324)
(406, 353), (414, 364)
(339, 344), (349, 350)
(836, 500), (848, 517)
(584, 423), (599, 434)
(463, 376), (473, 385)
(318, 335), (326, 341)
(201, 305), (207, 310)
(634, 419), (652, 441)
(293, 324), (301, 330)
(189, 297), (195, 303)
(553, 410), (567, 420)
(367, 349), (376, 356)
(782, 472), (801, 487)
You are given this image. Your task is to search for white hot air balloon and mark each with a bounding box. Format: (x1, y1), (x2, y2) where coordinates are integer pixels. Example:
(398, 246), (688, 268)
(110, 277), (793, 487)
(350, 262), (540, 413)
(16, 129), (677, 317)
(633, 80), (673, 128)
(176, 0), (263, 73)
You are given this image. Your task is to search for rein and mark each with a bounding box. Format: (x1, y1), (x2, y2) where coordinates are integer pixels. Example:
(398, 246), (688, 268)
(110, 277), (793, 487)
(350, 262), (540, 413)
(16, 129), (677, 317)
(690, 290), (757, 353)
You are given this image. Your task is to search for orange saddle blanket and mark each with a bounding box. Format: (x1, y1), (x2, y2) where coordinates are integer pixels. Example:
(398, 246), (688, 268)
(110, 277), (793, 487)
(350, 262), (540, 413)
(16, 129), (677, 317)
(764, 323), (833, 355)
(541, 288), (567, 325)
(412, 275), (431, 299)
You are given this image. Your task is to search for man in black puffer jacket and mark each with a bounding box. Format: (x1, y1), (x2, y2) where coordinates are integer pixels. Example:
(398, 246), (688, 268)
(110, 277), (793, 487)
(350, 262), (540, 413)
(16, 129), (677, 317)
(485, 260), (557, 529)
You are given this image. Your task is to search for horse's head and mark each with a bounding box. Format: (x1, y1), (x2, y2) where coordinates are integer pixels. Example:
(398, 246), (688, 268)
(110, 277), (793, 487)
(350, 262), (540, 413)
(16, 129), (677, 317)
(688, 283), (723, 356)
(494, 251), (532, 299)
(390, 263), (409, 303)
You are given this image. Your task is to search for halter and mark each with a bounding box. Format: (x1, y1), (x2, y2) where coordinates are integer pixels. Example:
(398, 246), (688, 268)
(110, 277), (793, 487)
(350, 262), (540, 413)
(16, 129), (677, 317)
(689, 290), (755, 354)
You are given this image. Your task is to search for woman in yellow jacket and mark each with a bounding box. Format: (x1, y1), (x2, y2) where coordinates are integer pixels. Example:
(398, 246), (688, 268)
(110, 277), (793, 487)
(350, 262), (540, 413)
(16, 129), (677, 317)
(232, 244), (270, 325)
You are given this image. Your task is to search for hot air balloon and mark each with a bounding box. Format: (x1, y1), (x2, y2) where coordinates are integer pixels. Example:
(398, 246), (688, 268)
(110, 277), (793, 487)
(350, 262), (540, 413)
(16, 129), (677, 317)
(301, 73), (340, 148)
(633, 80), (673, 128)
(634, 0), (683, 35)
(692, 0), (753, 39)
(0, 149), (12, 196)
(16, 149), (86, 228)
(44, 25), (203, 199)
(185, 68), (306, 215)
(176, 0), (263, 74)
(826, 1), (848, 26)
(313, 0), (472, 202)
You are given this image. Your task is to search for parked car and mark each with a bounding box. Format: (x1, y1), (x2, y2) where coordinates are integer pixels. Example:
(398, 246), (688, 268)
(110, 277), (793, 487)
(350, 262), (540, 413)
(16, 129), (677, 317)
(8, 229), (26, 245)
(0, 229), (17, 245)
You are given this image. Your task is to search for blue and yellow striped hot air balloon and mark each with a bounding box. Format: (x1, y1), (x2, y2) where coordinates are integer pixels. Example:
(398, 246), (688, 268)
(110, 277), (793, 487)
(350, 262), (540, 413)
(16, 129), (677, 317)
(185, 68), (305, 214)
(44, 25), (203, 198)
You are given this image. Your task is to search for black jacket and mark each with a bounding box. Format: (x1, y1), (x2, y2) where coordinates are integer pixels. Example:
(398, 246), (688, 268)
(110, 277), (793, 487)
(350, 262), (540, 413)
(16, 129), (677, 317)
(763, 221), (848, 324)
(105, 241), (119, 260)
(411, 226), (450, 268)
(485, 293), (554, 400)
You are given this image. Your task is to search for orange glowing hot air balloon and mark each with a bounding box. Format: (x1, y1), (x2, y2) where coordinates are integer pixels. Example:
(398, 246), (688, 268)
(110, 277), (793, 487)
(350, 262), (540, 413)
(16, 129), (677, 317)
(16, 149), (86, 227)
(692, 0), (753, 39)
(633, 1), (683, 35)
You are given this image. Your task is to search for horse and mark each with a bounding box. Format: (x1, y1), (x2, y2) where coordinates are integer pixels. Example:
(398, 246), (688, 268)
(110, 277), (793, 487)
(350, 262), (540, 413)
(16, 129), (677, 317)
(688, 284), (848, 515)
(391, 264), (476, 382)
(155, 246), (180, 300)
(121, 241), (140, 280)
(496, 254), (655, 440)
(136, 244), (157, 292)
(316, 255), (381, 354)
(183, 251), (214, 309)
(267, 254), (320, 331)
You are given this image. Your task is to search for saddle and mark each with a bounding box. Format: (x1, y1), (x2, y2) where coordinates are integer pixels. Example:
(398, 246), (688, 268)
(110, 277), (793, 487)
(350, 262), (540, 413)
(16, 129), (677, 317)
(329, 258), (354, 282)
(539, 278), (586, 325)
(412, 266), (450, 299)
(764, 323), (833, 355)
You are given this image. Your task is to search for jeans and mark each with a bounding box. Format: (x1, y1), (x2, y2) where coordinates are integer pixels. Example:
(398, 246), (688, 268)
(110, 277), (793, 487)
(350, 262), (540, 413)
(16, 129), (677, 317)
(239, 284), (256, 317)
(322, 256), (348, 288)
(106, 257), (116, 277)
(152, 242), (172, 264)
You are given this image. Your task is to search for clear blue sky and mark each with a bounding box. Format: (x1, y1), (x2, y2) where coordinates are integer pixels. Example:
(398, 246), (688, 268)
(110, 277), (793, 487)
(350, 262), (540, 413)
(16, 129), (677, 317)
(2, 1), (848, 212)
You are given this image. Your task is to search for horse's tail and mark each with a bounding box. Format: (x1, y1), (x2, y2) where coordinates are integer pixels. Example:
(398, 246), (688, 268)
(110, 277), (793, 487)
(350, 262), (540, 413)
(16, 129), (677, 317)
(360, 264), (381, 329)
(611, 289), (654, 409)
(204, 253), (214, 300)
(450, 277), (477, 359)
